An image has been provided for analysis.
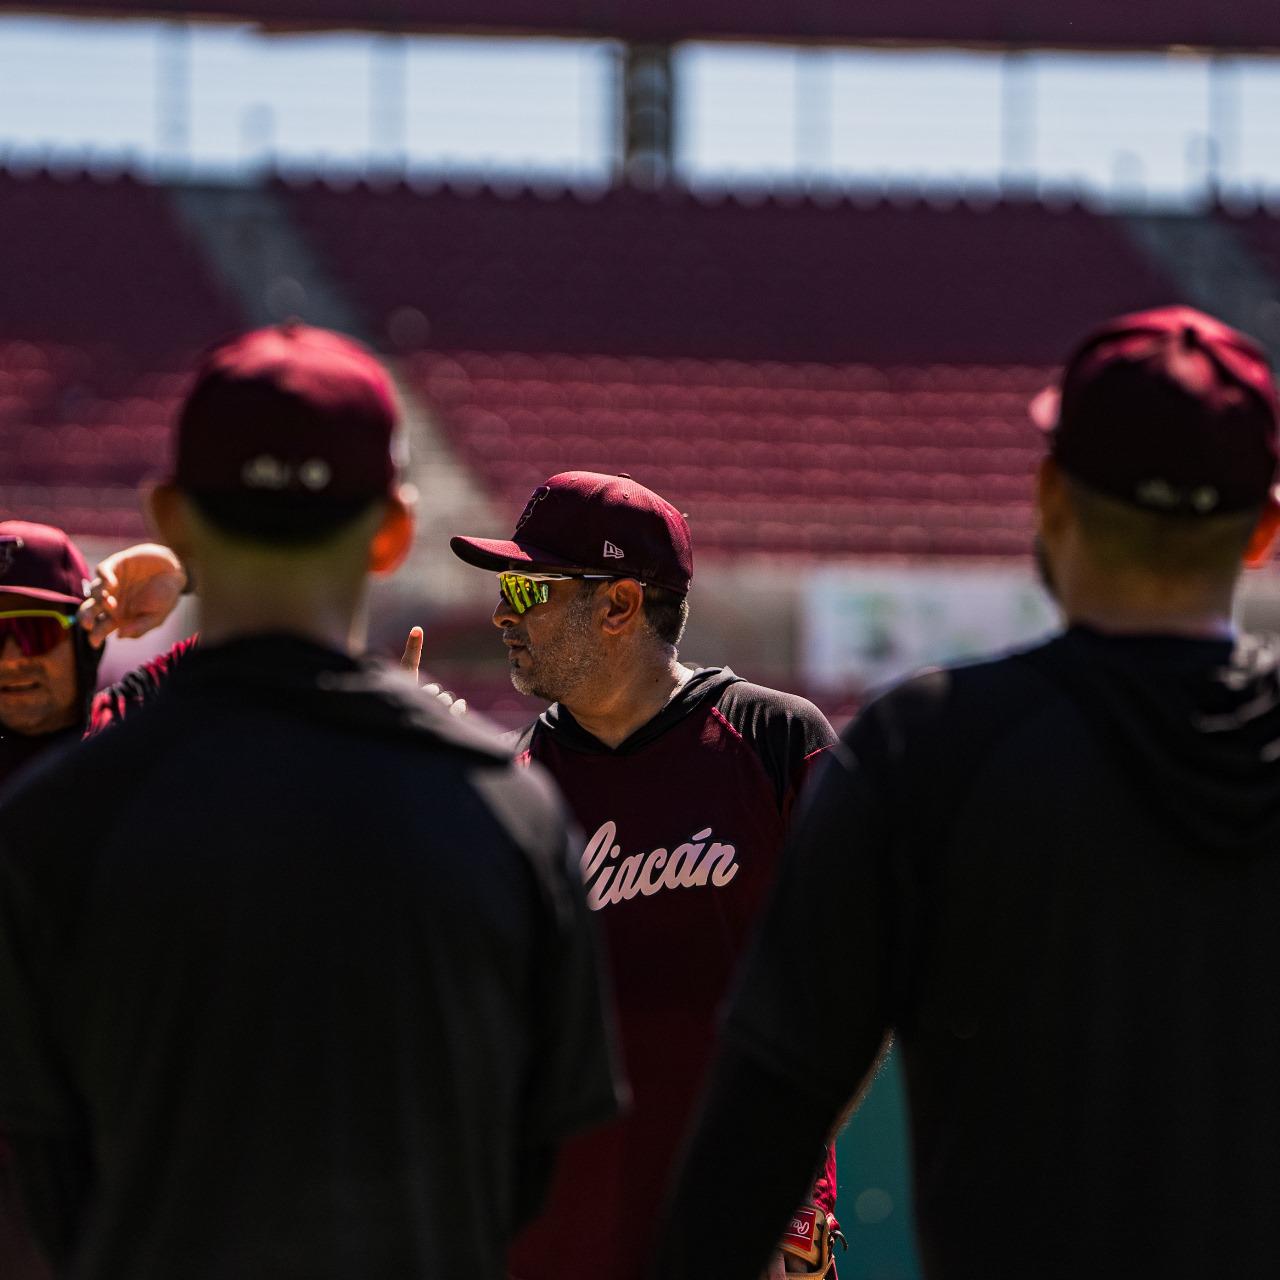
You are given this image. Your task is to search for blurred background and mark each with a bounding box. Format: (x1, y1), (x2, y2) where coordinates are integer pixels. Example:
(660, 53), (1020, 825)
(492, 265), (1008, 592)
(4, 3), (1280, 1274)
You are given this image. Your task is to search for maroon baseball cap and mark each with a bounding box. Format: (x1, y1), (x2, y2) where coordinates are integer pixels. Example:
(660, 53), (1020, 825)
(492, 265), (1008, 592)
(174, 323), (401, 534)
(1031, 305), (1280, 516)
(451, 471), (693, 593)
(0, 520), (91, 609)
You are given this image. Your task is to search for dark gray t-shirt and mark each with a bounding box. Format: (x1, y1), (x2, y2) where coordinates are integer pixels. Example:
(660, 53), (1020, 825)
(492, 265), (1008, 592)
(729, 627), (1280, 1279)
(0, 635), (621, 1280)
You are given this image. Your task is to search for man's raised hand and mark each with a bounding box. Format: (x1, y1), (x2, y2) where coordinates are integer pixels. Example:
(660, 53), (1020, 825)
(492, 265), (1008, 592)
(401, 625), (467, 717)
(77, 543), (187, 648)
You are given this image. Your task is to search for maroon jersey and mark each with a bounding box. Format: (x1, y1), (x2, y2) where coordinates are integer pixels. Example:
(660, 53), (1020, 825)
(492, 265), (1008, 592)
(85, 636), (198, 735)
(507, 667), (836, 1280)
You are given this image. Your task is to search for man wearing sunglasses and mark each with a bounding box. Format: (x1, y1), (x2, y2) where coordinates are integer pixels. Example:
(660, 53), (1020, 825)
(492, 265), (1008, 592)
(0, 523), (200, 1280)
(450, 472), (842, 1280)
(0, 522), (198, 794)
(0, 521), (105, 792)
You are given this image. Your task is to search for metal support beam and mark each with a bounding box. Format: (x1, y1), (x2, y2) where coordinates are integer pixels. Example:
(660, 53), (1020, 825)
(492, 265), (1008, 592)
(619, 43), (674, 186)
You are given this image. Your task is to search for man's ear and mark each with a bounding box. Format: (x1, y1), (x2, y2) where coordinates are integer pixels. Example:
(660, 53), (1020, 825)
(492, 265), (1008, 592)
(1243, 491), (1280, 569)
(369, 487), (417, 576)
(598, 578), (646, 637)
(145, 481), (193, 562)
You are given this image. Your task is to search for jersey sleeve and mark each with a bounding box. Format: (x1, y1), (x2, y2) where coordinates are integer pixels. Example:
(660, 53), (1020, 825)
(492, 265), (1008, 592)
(713, 682), (837, 820)
(723, 712), (897, 1113)
(86, 635), (198, 737)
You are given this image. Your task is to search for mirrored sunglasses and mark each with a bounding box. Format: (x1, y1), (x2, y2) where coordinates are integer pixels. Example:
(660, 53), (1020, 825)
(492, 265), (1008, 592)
(497, 571), (621, 615)
(0, 609), (76, 658)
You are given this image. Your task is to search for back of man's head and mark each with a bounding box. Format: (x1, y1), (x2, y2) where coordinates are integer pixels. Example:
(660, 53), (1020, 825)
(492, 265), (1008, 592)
(1033, 306), (1280, 597)
(150, 324), (414, 643)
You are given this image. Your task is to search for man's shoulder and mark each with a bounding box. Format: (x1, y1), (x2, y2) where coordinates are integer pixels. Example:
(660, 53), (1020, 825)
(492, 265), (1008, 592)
(0, 715), (150, 863)
(849, 637), (1068, 767)
(713, 677), (834, 739)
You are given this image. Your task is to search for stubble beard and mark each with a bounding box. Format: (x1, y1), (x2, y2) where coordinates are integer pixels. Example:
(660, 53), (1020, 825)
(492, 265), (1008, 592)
(509, 589), (607, 703)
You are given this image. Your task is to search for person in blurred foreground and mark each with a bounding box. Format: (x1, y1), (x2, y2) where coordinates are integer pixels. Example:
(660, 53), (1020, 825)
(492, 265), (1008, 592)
(0, 529), (190, 1280)
(448, 472), (841, 1280)
(0, 324), (621, 1280)
(655, 306), (1280, 1280)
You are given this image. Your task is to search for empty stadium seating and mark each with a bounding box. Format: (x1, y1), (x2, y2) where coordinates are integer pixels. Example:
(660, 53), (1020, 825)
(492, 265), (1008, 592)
(0, 170), (240, 539)
(281, 179), (1176, 365)
(281, 178), (1181, 557)
(405, 350), (1048, 557)
(0, 171), (1190, 556)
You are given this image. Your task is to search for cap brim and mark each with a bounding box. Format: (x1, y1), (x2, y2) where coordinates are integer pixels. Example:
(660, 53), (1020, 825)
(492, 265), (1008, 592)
(449, 535), (585, 574)
(0, 585), (84, 609)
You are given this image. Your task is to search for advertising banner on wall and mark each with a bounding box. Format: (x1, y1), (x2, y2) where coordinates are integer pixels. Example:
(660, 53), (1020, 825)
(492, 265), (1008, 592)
(802, 564), (1058, 695)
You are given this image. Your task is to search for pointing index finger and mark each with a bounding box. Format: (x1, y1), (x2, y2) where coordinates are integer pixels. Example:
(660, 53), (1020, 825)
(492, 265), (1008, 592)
(401, 626), (424, 685)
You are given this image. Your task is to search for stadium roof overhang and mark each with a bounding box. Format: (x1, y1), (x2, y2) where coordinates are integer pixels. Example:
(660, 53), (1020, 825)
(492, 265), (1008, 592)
(2, 0), (1279, 53)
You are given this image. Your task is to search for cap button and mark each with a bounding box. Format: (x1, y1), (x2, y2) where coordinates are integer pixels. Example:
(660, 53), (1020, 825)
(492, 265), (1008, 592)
(1181, 324), (1199, 350)
(617, 472), (632, 480)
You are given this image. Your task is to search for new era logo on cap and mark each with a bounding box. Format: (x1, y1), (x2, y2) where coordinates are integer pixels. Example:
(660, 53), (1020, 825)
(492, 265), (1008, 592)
(450, 471), (693, 594)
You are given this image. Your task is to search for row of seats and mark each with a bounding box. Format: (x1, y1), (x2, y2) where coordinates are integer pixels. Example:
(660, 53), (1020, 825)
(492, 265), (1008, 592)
(418, 377), (1046, 415)
(452, 409), (1037, 448)
(409, 346), (1045, 557)
(416, 350), (1051, 390)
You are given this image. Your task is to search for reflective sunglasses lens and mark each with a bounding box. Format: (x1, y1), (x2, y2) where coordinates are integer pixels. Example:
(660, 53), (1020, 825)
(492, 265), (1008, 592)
(499, 574), (550, 615)
(0, 615), (69, 657)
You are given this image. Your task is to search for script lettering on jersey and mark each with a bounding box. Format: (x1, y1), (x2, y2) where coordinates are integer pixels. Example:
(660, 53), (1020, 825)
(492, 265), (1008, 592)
(580, 820), (740, 910)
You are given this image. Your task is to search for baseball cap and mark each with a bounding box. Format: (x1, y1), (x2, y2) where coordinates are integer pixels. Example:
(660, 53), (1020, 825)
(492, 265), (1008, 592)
(1030, 305), (1280, 517)
(174, 323), (402, 538)
(0, 521), (91, 609)
(450, 471), (693, 594)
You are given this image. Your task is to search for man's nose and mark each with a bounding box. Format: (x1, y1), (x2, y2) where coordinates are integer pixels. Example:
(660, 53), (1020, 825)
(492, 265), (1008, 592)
(492, 594), (519, 628)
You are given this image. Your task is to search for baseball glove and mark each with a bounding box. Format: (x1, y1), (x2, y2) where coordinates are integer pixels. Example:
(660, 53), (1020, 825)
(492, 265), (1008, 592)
(779, 1205), (845, 1276)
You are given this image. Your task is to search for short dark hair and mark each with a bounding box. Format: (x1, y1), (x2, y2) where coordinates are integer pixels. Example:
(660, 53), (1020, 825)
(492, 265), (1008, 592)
(642, 584), (689, 647)
(1066, 477), (1262, 578)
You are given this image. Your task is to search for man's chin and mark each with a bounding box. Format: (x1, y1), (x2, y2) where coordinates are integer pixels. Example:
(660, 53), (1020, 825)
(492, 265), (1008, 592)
(0, 710), (59, 736)
(508, 669), (559, 702)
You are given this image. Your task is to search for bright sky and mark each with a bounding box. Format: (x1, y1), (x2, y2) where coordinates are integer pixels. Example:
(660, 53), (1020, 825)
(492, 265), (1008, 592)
(0, 15), (1278, 204)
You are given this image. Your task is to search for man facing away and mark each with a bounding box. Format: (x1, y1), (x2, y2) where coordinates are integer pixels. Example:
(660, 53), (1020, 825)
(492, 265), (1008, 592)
(655, 305), (1280, 1279)
(0, 325), (621, 1280)
(448, 472), (841, 1280)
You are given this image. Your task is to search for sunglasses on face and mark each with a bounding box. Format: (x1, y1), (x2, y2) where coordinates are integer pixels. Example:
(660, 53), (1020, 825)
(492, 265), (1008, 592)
(497, 572), (623, 615)
(0, 609), (76, 658)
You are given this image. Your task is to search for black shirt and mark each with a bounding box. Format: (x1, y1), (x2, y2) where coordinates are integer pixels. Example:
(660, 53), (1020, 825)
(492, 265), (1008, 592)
(665, 627), (1280, 1279)
(0, 635), (621, 1280)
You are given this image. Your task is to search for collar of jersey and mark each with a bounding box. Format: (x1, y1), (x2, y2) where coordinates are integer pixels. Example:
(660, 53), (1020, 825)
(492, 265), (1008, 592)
(535, 666), (742, 756)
